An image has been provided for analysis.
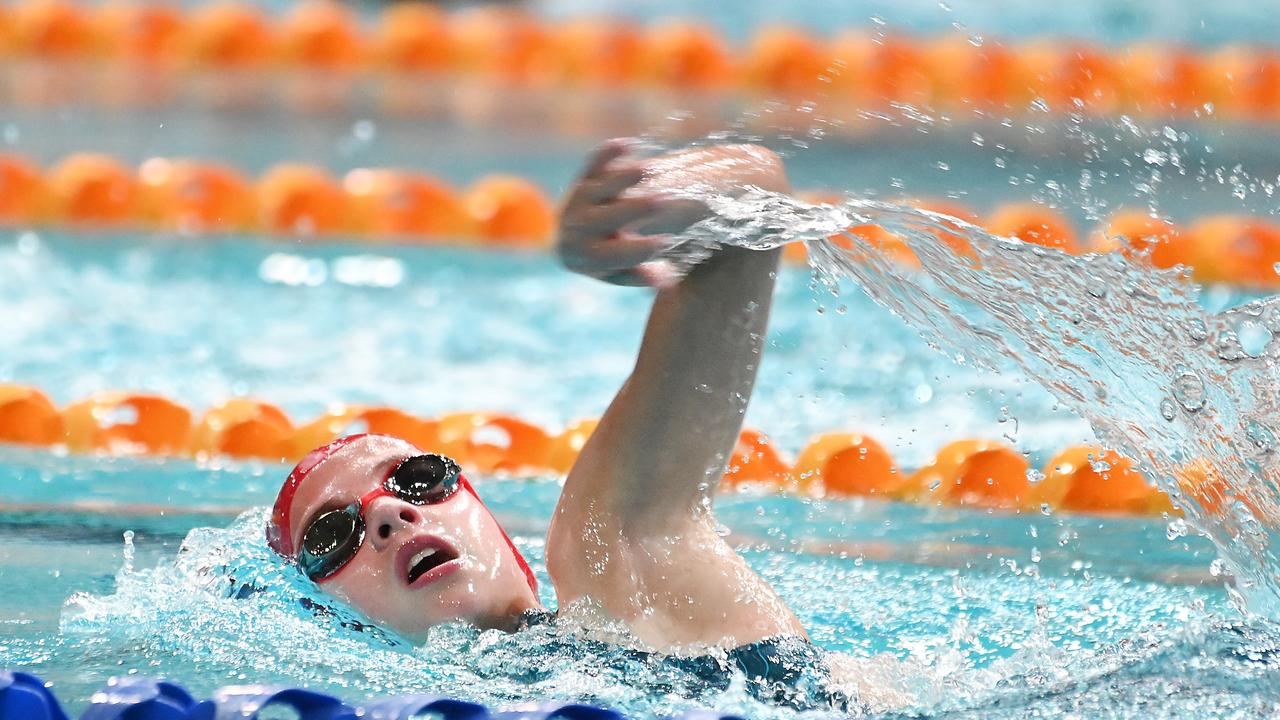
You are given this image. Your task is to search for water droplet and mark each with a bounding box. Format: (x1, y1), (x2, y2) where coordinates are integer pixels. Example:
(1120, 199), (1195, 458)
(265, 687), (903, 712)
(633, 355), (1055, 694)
(1187, 319), (1209, 342)
(1167, 518), (1188, 540)
(1245, 420), (1276, 454)
(1143, 148), (1168, 166)
(1030, 547), (1041, 563)
(1159, 399), (1177, 421)
(1171, 369), (1206, 412)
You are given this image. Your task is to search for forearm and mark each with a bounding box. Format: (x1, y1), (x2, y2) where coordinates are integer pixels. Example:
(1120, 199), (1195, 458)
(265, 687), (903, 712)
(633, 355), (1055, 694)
(576, 245), (782, 529)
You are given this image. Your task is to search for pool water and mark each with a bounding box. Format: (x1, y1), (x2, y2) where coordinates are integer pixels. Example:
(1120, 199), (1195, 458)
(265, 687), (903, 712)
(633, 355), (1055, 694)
(1, 230), (1278, 718)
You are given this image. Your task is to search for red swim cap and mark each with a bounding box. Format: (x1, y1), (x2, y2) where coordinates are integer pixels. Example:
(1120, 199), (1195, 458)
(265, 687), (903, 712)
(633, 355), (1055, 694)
(265, 433), (538, 595)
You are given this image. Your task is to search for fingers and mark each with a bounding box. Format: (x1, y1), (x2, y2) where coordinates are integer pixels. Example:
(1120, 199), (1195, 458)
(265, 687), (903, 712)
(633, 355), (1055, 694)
(579, 138), (633, 179)
(600, 260), (681, 289)
(566, 196), (662, 235)
(564, 232), (674, 275)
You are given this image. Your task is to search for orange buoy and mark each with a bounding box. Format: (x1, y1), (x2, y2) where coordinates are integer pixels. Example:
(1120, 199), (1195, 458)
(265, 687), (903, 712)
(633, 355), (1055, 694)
(46, 153), (142, 226)
(1187, 215), (1280, 287)
(183, 1), (275, 69)
(831, 32), (935, 109)
(451, 8), (559, 85)
(257, 164), (349, 237)
(464, 175), (555, 246)
(722, 428), (790, 488)
(372, 2), (453, 74)
(553, 19), (644, 87)
(1203, 47), (1280, 120)
(1020, 42), (1123, 115)
(910, 197), (980, 259)
(908, 439), (1031, 508)
(290, 405), (442, 461)
(1119, 43), (1211, 116)
(642, 22), (736, 91)
(1034, 446), (1173, 515)
(190, 398), (294, 461)
(344, 168), (475, 240)
(1176, 458), (1264, 520)
(94, 1), (186, 66)
(435, 412), (554, 474)
(841, 223), (920, 268)
(11, 0), (95, 60)
(792, 432), (901, 498)
(0, 385), (65, 446)
(547, 418), (599, 473)
(985, 203), (1081, 253)
(0, 154), (47, 224)
(926, 36), (1030, 111)
(62, 392), (192, 455)
(744, 26), (832, 97)
(139, 158), (256, 234)
(278, 0), (365, 71)
(1090, 210), (1191, 270)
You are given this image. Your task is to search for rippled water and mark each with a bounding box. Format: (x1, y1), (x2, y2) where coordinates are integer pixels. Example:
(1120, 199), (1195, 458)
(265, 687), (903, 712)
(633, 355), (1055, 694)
(667, 186), (1280, 627)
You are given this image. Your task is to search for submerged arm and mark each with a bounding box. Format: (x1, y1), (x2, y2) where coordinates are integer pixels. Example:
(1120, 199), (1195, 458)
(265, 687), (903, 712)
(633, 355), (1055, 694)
(547, 143), (804, 650)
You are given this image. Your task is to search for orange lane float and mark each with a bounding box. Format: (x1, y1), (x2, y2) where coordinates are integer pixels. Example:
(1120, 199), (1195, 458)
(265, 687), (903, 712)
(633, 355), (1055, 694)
(0, 154), (47, 224)
(1034, 446), (1174, 515)
(343, 169), (475, 240)
(11, 0), (95, 61)
(1186, 215), (1280, 289)
(744, 26), (833, 98)
(984, 203), (1082, 254)
(182, 0), (276, 69)
(9, 150), (1280, 287)
(723, 429), (791, 488)
(3, 2), (1280, 122)
(290, 405), (442, 460)
(62, 392), (192, 455)
(277, 0), (365, 72)
(791, 432), (902, 498)
(553, 19), (645, 87)
(1204, 47), (1280, 120)
(451, 8), (559, 86)
(94, 1), (186, 67)
(256, 163), (350, 237)
(0, 383), (1208, 518)
(909, 439), (1031, 509)
(642, 22), (736, 91)
(139, 158), (256, 234)
(45, 153), (141, 227)
(1120, 44), (1211, 117)
(546, 418), (599, 474)
(435, 412), (554, 474)
(372, 3), (454, 75)
(1090, 209), (1193, 270)
(0, 385), (64, 446)
(463, 176), (556, 247)
(190, 398), (295, 461)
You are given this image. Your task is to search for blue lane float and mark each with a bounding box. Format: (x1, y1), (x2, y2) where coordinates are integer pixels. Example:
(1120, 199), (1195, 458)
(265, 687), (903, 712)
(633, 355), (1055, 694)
(0, 671), (747, 720)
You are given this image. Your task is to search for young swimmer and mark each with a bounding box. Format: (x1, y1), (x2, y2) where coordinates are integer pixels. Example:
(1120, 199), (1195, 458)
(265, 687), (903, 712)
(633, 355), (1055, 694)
(265, 142), (903, 710)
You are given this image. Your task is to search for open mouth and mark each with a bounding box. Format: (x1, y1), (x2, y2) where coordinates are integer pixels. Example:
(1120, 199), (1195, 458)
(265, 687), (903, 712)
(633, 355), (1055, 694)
(397, 536), (461, 588)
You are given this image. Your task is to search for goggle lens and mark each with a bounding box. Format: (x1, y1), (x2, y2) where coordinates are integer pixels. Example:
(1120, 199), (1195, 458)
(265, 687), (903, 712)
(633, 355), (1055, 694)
(385, 454), (461, 504)
(295, 453), (462, 582)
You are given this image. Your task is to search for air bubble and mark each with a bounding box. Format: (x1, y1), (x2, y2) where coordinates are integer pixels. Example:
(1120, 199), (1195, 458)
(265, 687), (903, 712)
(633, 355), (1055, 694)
(1245, 421), (1276, 454)
(1159, 399), (1177, 421)
(1171, 369), (1206, 412)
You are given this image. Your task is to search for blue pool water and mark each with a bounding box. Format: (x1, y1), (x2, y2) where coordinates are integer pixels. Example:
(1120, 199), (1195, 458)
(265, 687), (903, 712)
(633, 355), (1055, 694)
(1, 228), (1277, 718)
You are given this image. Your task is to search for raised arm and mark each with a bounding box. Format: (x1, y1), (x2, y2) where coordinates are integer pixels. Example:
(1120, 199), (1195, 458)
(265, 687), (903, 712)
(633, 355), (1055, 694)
(546, 142), (805, 650)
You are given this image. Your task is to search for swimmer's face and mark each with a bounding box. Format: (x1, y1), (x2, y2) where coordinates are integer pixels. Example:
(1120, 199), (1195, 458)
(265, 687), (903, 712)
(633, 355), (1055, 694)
(281, 435), (538, 640)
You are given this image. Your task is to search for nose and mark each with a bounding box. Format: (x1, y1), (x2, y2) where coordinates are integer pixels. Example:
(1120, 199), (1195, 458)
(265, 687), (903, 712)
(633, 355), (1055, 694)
(365, 496), (423, 551)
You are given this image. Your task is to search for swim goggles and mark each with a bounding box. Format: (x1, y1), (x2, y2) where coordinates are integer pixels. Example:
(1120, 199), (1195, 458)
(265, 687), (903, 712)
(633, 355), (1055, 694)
(296, 453), (462, 582)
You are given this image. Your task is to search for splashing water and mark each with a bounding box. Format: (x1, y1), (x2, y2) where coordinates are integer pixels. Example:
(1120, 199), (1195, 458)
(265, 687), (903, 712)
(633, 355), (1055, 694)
(667, 188), (1280, 620)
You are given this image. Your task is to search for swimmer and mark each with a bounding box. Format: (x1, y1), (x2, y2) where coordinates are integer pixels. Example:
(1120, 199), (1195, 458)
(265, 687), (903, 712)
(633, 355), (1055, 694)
(266, 142), (912, 710)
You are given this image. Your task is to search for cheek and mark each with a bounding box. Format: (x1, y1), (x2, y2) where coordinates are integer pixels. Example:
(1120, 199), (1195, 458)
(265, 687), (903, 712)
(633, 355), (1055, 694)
(320, 553), (399, 615)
